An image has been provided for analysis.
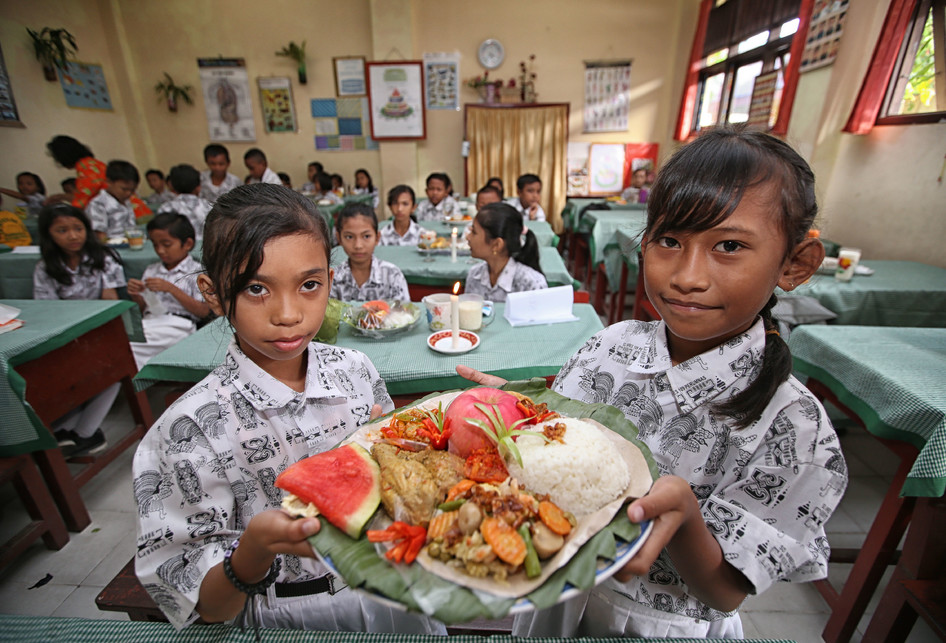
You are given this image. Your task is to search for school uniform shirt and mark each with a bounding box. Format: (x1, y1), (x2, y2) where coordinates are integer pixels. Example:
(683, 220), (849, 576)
(330, 256), (410, 302)
(133, 339), (395, 630)
(199, 171), (243, 204)
(144, 190), (175, 210)
(379, 220), (424, 246)
(86, 190), (137, 238)
(506, 197), (547, 222)
(33, 252), (126, 300)
(352, 187), (380, 209)
(248, 167), (282, 185)
(158, 194), (213, 240)
(71, 156), (152, 219)
(140, 255), (204, 320)
(314, 191), (343, 206)
(529, 318), (848, 637)
(464, 257), (547, 302)
(414, 195), (459, 222)
(24, 193), (46, 217)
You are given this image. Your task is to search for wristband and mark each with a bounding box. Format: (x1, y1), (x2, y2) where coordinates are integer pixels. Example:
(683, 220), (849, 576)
(222, 538), (282, 595)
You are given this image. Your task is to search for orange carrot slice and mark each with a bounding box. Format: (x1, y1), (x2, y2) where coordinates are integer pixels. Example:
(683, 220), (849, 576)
(427, 510), (459, 541)
(480, 517), (526, 566)
(446, 479), (476, 502)
(538, 500), (572, 536)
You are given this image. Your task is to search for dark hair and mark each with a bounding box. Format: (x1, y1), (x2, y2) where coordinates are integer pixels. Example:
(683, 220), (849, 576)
(334, 202), (378, 235)
(316, 173), (333, 192)
(354, 168), (374, 192)
(475, 203), (542, 274)
(46, 136), (93, 169)
(105, 160), (140, 184)
(204, 144), (230, 162)
(168, 164), (201, 194)
(516, 173), (541, 191)
(330, 173), (344, 188)
(477, 185), (502, 201)
(145, 169), (165, 181)
(426, 172), (452, 192)
(17, 172), (46, 195)
(202, 184), (330, 320)
(37, 204), (121, 285)
(147, 211), (195, 243)
(387, 184), (416, 207)
(244, 148), (266, 163)
(308, 161), (324, 173)
(645, 124), (818, 429)
(486, 177), (504, 197)
(60, 178), (76, 191)
(278, 172), (292, 187)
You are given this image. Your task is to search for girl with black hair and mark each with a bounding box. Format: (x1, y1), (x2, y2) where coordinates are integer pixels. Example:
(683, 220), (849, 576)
(0, 172), (46, 216)
(459, 125), (847, 638)
(464, 202), (546, 302)
(352, 168), (379, 209)
(331, 202), (409, 301)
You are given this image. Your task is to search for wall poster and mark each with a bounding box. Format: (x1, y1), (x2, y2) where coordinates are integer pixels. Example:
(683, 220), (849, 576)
(583, 60), (631, 132)
(333, 56), (366, 97)
(801, 0), (849, 72)
(746, 71), (779, 129)
(423, 52), (459, 111)
(366, 61), (426, 140)
(311, 97), (378, 151)
(0, 42), (21, 126)
(198, 58), (256, 142)
(59, 61), (112, 111)
(587, 143), (626, 195)
(258, 76), (297, 133)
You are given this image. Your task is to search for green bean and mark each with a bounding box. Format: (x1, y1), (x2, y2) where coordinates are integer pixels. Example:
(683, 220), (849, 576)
(518, 524), (541, 579)
(437, 498), (466, 512)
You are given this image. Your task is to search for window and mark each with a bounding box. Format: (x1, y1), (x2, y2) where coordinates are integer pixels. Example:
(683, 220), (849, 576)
(878, 0), (945, 123)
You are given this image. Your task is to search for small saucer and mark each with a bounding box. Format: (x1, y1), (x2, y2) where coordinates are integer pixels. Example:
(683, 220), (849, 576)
(427, 330), (480, 354)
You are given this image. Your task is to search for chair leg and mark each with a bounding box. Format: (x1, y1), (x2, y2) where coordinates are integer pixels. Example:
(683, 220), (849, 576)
(0, 455), (69, 570)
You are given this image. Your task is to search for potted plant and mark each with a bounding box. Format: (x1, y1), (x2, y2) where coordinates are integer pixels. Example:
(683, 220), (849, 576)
(276, 41), (307, 84)
(154, 73), (193, 112)
(26, 27), (78, 81)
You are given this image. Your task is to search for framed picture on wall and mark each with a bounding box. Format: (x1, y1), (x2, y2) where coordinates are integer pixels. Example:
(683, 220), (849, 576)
(366, 60), (426, 140)
(333, 56), (366, 97)
(587, 143), (626, 195)
(257, 77), (297, 133)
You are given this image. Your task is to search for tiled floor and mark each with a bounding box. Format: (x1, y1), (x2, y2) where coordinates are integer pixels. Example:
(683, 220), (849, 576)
(0, 384), (939, 642)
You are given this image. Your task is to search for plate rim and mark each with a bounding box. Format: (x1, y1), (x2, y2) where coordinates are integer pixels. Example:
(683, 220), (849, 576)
(427, 330), (480, 354)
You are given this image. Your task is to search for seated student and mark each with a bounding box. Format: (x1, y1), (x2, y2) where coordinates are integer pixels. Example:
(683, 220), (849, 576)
(300, 160), (323, 194)
(278, 172), (293, 189)
(331, 202), (410, 302)
(0, 195), (32, 247)
(143, 169), (174, 208)
(61, 177), (77, 198)
(0, 172), (47, 216)
(86, 160), (140, 242)
(475, 185), (503, 213)
(486, 176), (504, 198)
(158, 164), (213, 240)
(465, 202), (547, 302)
(507, 173), (546, 221)
(244, 148), (282, 185)
(313, 173), (343, 205)
(414, 172), (459, 221)
(379, 185), (422, 246)
(127, 213), (210, 370)
(621, 167), (650, 204)
(200, 144), (243, 204)
(330, 173), (345, 197)
(352, 168), (379, 209)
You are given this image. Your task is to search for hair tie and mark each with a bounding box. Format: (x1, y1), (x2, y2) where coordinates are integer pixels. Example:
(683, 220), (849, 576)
(765, 329), (780, 337)
(519, 225), (529, 248)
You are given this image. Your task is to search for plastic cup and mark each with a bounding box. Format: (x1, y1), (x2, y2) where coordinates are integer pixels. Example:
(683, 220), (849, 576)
(835, 247), (861, 282)
(126, 228), (145, 250)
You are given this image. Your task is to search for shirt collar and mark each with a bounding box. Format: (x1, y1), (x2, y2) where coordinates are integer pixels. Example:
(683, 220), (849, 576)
(495, 257), (519, 291)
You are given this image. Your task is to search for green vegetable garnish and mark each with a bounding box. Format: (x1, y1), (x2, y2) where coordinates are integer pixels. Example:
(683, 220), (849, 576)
(468, 403), (542, 467)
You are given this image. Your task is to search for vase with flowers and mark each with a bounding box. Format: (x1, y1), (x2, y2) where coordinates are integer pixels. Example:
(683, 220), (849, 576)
(466, 71), (515, 104)
(519, 55), (537, 103)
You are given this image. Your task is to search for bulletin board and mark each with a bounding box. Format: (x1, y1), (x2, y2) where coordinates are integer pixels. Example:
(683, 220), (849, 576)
(587, 143), (626, 195)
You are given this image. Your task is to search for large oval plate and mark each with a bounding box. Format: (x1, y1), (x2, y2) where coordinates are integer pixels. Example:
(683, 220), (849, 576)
(340, 300), (422, 339)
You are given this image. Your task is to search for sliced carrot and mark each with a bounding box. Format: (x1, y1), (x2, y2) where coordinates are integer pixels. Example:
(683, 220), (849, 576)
(480, 517), (526, 566)
(364, 300), (390, 313)
(538, 501), (572, 536)
(427, 510), (459, 541)
(446, 479), (476, 502)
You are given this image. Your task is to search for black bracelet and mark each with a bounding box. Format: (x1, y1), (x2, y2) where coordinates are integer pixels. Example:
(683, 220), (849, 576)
(222, 539), (282, 595)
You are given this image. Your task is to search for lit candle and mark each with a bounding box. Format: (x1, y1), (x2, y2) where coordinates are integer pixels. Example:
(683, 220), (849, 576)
(451, 281), (461, 348)
(451, 227), (458, 263)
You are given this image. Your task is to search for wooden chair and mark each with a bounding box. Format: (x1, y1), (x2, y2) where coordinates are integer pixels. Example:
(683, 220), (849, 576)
(0, 455), (69, 571)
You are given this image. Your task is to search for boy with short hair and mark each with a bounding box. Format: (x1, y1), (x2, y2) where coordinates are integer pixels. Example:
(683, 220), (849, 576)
(199, 144), (242, 204)
(507, 173), (545, 221)
(86, 160), (140, 241)
(144, 169), (174, 208)
(415, 172), (458, 221)
(243, 148), (281, 185)
(61, 178), (77, 197)
(475, 185), (503, 213)
(158, 164), (213, 240)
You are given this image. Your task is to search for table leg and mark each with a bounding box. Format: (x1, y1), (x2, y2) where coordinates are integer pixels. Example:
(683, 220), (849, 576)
(592, 263), (608, 316)
(31, 449), (91, 532)
(609, 262), (629, 325)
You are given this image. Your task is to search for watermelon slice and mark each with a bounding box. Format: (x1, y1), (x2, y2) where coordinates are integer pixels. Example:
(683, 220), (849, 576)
(276, 444), (381, 539)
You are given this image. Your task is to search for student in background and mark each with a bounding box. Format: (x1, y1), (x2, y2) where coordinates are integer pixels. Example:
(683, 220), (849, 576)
(379, 185), (421, 246)
(244, 148), (282, 185)
(486, 176), (504, 198)
(414, 172), (458, 221)
(158, 164), (213, 240)
(278, 172), (293, 190)
(86, 160), (141, 242)
(475, 185), (503, 213)
(61, 178), (77, 197)
(0, 172), (47, 216)
(34, 204), (127, 458)
(300, 161), (324, 194)
(508, 173), (545, 221)
(200, 144), (243, 204)
(313, 173), (343, 205)
(144, 169), (174, 208)
(330, 173), (345, 197)
(465, 202), (546, 302)
(621, 167), (650, 204)
(352, 168), (379, 209)
(127, 213), (209, 369)
(331, 202), (409, 301)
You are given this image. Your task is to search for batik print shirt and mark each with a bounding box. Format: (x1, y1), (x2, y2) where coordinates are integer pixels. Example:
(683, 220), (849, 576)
(33, 252), (126, 300)
(87, 190), (137, 237)
(330, 256), (410, 302)
(133, 340), (393, 629)
(552, 319), (847, 624)
(379, 220), (424, 246)
(507, 197), (547, 222)
(199, 171), (242, 204)
(140, 255), (204, 319)
(414, 195), (459, 222)
(464, 257), (547, 302)
(158, 194), (214, 240)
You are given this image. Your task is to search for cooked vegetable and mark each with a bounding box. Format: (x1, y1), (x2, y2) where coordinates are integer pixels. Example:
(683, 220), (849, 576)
(427, 511), (459, 540)
(366, 521), (427, 564)
(445, 478), (476, 502)
(438, 498), (466, 512)
(457, 500), (483, 535)
(480, 517), (526, 567)
(530, 521), (564, 559)
(518, 524), (542, 578)
(468, 403), (536, 467)
(538, 500), (572, 536)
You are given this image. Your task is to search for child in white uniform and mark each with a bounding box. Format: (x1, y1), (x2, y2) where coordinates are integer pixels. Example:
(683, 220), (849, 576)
(158, 164), (213, 240)
(458, 125), (847, 638)
(331, 202), (410, 302)
(133, 184), (444, 634)
(465, 202), (547, 302)
(414, 172), (458, 221)
(379, 185), (423, 246)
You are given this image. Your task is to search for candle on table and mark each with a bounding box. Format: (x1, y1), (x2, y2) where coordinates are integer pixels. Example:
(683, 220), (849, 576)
(451, 281), (461, 348)
(451, 227), (458, 263)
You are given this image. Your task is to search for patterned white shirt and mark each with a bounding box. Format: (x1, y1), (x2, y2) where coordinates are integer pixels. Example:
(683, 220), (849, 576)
(145, 190), (175, 210)
(33, 252), (126, 300)
(24, 193), (46, 217)
(464, 257), (547, 302)
(158, 194), (214, 240)
(140, 255), (205, 320)
(330, 256), (410, 302)
(414, 195), (459, 222)
(507, 197), (547, 222)
(379, 220), (424, 246)
(352, 187), (380, 209)
(552, 318), (847, 628)
(199, 171), (242, 204)
(248, 167), (282, 185)
(133, 339), (393, 629)
(86, 190), (137, 237)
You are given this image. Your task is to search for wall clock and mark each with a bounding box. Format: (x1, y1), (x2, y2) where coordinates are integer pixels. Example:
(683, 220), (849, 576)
(477, 39), (505, 70)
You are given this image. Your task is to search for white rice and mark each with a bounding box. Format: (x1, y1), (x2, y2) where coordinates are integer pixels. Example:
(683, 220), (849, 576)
(506, 417), (630, 516)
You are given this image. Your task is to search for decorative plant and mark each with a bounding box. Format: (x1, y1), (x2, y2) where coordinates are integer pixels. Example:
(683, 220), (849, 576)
(154, 73), (193, 112)
(465, 71), (515, 103)
(276, 40), (307, 84)
(518, 55), (537, 103)
(26, 27), (78, 81)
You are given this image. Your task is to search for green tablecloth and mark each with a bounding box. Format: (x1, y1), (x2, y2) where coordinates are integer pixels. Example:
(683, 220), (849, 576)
(0, 299), (135, 457)
(789, 325), (946, 497)
(380, 219), (558, 248)
(780, 260), (946, 327)
(135, 302), (604, 394)
(562, 198), (646, 232)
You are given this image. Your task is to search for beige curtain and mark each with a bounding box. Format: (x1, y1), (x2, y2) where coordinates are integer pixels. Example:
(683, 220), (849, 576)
(466, 104), (569, 234)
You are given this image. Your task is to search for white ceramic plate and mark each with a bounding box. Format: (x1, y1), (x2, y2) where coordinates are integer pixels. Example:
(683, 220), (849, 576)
(427, 330), (480, 354)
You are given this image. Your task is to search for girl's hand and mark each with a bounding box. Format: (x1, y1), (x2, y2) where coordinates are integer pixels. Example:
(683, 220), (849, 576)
(456, 365), (507, 388)
(127, 278), (145, 295)
(370, 404), (384, 421)
(144, 277), (175, 294)
(242, 510), (321, 560)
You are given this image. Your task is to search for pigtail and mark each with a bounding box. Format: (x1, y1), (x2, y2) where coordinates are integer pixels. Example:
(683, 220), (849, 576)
(713, 294), (793, 429)
(513, 229), (543, 276)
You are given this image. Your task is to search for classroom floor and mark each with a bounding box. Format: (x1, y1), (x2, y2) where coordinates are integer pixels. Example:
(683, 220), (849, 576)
(0, 390), (939, 642)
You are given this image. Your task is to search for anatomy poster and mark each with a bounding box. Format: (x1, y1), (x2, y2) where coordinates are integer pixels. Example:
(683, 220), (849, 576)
(198, 58), (255, 142)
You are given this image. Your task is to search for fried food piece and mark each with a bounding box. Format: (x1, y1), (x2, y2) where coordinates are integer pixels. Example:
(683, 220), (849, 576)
(371, 444), (465, 526)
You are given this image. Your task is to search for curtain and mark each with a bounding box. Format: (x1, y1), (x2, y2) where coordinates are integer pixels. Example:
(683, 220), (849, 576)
(465, 104), (569, 233)
(843, 0), (918, 134)
(675, 0), (714, 140)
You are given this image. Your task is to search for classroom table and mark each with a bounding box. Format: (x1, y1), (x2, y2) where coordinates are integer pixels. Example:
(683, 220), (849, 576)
(789, 325), (946, 642)
(561, 198), (646, 232)
(0, 299), (154, 531)
(380, 219), (559, 248)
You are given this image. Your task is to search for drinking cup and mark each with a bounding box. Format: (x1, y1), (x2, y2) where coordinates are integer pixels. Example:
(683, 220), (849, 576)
(458, 293), (494, 331)
(422, 293), (453, 331)
(126, 228), (145, 250)
(835, 247), (861, 282)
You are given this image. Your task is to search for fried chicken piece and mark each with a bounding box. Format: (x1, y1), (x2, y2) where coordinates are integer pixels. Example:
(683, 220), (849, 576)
(371, 443), (465, 526)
